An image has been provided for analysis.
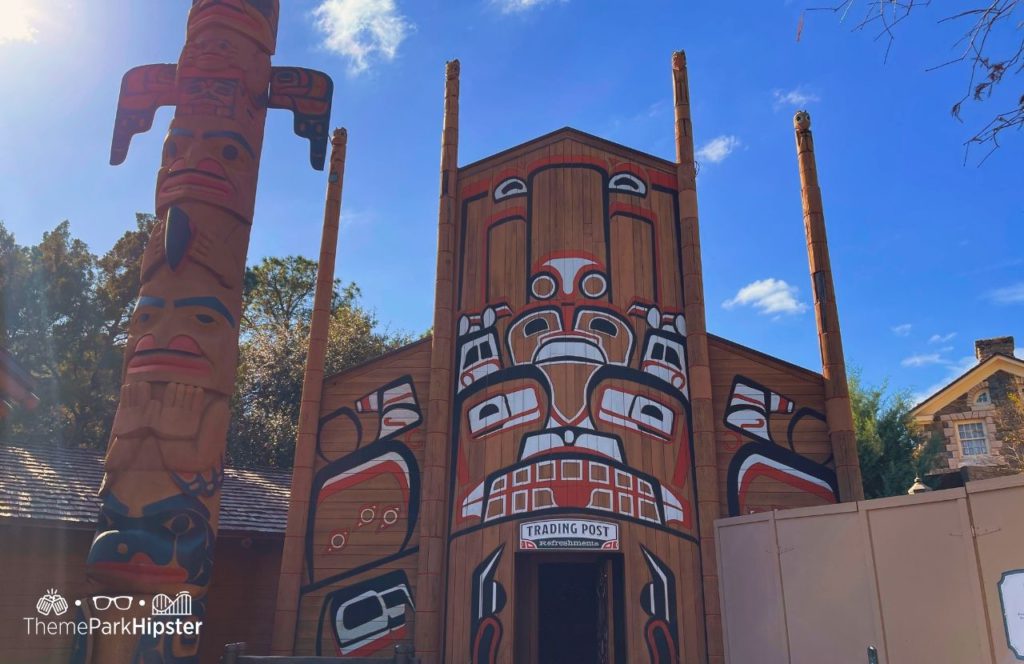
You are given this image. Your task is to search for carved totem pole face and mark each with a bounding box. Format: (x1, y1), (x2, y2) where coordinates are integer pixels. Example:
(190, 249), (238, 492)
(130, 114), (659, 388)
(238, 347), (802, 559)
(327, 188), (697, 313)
(156, 116), (262, 222)
(445, 137), (704, 663)
(82, 0), (332, 661)
(123, 278), (240, 394)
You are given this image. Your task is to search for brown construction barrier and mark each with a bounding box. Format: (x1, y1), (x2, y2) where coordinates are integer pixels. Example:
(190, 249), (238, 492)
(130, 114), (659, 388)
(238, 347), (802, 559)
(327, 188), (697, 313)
(715, 474), (1024, 664)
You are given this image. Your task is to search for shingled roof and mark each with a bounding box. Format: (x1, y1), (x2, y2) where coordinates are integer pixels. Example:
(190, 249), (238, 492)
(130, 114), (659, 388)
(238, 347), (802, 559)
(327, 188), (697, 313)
(0, 444), (291, 534)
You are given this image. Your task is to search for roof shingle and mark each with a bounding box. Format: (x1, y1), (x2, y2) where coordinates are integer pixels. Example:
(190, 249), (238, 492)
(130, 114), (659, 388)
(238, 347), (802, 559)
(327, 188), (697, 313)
(0, 444), (291, 534)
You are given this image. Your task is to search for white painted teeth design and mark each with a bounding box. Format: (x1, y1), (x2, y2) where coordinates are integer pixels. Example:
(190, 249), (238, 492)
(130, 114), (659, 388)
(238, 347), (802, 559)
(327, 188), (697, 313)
(519, 431), (621, 462)
(519, 432), (563, 460)
(534, 339), (605, 363)
(574, 433), (622, 462)
(461, 482), (484, 518)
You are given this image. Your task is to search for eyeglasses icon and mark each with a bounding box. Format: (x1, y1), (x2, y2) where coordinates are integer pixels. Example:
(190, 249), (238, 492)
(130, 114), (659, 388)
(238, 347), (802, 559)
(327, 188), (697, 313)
(91, 595), (133, 611)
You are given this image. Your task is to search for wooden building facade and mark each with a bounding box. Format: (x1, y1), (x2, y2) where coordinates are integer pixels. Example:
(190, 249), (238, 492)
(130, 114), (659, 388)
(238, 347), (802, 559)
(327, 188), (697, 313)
(271, 53), (862, 664)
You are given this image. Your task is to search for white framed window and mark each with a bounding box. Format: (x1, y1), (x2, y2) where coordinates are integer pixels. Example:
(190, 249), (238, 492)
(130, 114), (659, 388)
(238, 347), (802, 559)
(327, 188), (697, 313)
(957, 422), (988, 456)
(975, 390), (990, 405)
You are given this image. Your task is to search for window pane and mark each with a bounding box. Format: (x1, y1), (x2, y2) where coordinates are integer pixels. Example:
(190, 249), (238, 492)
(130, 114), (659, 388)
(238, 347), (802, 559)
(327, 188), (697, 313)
(957, 422), (988, 455)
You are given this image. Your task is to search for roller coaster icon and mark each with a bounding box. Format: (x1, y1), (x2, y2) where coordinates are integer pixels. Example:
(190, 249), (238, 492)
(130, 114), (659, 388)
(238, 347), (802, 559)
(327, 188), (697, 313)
(151, 591), (192, 617)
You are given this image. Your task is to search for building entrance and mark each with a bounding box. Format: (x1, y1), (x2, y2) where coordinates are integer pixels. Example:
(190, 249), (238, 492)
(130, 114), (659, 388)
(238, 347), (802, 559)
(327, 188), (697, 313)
(515, 554), (624, 664)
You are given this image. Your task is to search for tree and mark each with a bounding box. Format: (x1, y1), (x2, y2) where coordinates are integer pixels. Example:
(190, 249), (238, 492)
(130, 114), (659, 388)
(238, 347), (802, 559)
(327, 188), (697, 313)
(807, 1), (1023, 160)
(1, 216), (158, 448)
(995, 391), (1024, 472)
(228, 256), (415, 468)
(850, 371), (945, 498)
(1, 224), (415, 467)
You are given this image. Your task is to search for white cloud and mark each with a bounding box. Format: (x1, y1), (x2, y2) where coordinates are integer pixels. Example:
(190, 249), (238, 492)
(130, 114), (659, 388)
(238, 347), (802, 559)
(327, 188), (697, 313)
(901, 353), (944, 368)
(928, 332), (956, 344)
(0, 1), (42, 44)
(696, 135), (741, 164)
(987, 282), (1024, 305)
(312, 0), (412, 75)
(773, 88), (820, 109)
(891, 323), (912, 337)
(1017, 348), (1023, 360)
(912, 355), (978, 404)
(494, 0), (565, 12)
(722, 278), (808, 316)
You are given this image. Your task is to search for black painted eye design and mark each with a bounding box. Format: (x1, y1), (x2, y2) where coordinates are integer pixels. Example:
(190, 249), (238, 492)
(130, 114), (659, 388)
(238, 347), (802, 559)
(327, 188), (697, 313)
(164, 141), (177, 159)
(608, 173), (646, 196)
(589, 317), (618, 336)
(221, 144), (239, 161)
(524, 318), (550, 336)
(138, 313), (151, 323)
(165, 513), (194, 536)
(494, 177), (527, 201)
(196, 314), (215, 324)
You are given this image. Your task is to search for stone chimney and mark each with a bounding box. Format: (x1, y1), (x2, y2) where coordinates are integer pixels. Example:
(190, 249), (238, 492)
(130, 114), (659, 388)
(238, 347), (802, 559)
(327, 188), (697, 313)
(975, 336), (1015, 362)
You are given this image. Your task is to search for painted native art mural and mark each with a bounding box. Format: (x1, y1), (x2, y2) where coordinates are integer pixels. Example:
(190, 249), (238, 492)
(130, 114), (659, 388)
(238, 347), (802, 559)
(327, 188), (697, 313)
(299, 359), (429, 657)
(442, 133), (705, 663)
(77, 2), (332, 662)
(279, 56), (860, 664)
(722, 375), (839, 516)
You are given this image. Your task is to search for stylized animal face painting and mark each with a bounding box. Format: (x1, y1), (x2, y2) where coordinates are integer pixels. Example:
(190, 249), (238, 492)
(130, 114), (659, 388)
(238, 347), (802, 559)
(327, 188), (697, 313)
(156, 116), (260, 222)
(124, 278), (239, 394)
(321, 571), (415, 657)
(87, 493), (215, 594)
(451, 148), (695, 536)
(723, 377), (839, 516)
(188, 0), (280, 55)
(179, 24), (271, 110)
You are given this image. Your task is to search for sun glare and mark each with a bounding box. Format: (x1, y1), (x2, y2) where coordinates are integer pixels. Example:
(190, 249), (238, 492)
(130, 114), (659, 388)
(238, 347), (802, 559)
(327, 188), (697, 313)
(0, 0), (44, 45)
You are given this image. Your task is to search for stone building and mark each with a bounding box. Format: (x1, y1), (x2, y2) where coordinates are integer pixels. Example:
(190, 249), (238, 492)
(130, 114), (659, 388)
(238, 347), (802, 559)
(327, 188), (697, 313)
(911, 336), (1023, 471)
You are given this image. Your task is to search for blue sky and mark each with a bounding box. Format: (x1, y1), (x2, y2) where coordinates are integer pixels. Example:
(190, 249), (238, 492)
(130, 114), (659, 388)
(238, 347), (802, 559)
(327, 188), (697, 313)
(0, 0), (1020, 402)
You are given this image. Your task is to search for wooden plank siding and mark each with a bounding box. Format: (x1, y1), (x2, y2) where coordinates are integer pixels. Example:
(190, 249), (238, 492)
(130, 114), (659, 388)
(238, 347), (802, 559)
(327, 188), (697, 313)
(294, 338), (432, 658)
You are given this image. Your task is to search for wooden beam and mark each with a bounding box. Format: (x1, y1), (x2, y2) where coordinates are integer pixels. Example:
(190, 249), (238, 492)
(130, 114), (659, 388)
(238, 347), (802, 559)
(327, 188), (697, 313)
(672, 49), (717, 663)
(271, 128), (349, 654)
(413, 59), (461, 664)
(792, 110), (864, 502)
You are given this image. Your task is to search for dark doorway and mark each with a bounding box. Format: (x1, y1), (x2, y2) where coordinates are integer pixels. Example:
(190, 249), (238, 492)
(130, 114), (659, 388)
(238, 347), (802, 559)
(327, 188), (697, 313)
(537, 562), (600, 664)
(515, 554), (624, 663)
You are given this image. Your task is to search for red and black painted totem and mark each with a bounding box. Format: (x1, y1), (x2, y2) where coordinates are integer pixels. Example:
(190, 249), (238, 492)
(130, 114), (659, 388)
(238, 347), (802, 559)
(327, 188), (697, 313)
(74, 3), (332, 662)
(444, 134), (706, 663)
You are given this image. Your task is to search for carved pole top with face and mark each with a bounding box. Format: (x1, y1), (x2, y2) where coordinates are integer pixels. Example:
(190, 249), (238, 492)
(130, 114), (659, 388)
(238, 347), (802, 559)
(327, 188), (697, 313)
(85, 3), (334, 661)
(794, 109), (811, 132)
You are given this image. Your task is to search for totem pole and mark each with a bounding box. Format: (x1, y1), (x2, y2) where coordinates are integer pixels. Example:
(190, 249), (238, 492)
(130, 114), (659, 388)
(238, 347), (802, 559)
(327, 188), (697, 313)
(793, 110), (863, 502)
(75, 3), (332, 662)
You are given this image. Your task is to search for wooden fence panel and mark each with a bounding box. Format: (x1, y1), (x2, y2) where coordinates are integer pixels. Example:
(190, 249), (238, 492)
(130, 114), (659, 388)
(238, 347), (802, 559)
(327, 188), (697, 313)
(967, 476), (1024, 663)
(716, 475), (1024, 664)
(775, 503), (885, 664)
(716, 512), (790, 664)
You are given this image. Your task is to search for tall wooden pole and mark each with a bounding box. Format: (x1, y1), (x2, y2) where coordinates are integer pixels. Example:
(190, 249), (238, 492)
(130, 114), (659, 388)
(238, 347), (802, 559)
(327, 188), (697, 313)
(81, 3), (331, 661)
(413, 59), (460, 664)
(793, 110), (863, 501)
(271, 128), (349, 654)
(672, 50), (717, 663)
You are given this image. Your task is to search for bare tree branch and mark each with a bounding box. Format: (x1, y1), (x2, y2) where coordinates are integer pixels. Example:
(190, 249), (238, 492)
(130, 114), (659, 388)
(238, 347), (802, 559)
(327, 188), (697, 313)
(807, 0), (1023, 162)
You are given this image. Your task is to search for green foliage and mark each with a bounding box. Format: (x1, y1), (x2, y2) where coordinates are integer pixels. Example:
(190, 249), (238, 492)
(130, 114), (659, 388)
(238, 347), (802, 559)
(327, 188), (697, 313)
(229, 256), (414, 468)
(995, 391), (1024, 472)
(0, 215), (156, 447)
(850, 370), (945, 498)
(1, 223), (413, 470)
